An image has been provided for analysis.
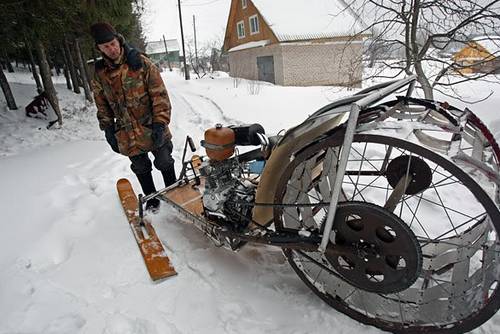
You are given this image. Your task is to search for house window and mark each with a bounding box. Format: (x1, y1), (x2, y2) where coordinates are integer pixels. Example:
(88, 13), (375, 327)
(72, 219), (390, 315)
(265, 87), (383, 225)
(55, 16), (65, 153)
(249, 14), (259, 35)
(237, 20), (245, 39)
(242, 0), (247, 9)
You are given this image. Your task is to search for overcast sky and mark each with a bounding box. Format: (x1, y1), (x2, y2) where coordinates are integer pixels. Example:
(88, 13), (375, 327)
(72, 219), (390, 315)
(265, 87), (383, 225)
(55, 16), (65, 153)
(141, 0), (231, 49)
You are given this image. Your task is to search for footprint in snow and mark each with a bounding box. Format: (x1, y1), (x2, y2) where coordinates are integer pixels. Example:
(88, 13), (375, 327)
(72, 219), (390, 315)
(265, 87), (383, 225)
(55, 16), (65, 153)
(42, 313), (86, 334)
(103, 313), (158, 334)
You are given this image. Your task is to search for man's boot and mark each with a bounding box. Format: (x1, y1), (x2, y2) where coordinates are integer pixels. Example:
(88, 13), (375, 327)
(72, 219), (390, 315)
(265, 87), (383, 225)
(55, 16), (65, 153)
(136, 172), (160, 212)
(161, 165), (177, 188)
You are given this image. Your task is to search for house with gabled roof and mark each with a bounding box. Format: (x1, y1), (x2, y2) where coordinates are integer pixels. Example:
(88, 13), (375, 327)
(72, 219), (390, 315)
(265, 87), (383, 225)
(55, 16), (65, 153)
(223, 0), (369, 86)
(145, 39), (180, 68)
(452, 36), (500, 75)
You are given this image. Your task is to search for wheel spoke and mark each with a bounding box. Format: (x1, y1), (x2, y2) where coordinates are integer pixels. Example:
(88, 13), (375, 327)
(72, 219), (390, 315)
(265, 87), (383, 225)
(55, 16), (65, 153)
(351, 144), (380, 172)
(385, 173), (412, 212)
(342, 175), (387, 196)
(408, 192), (424, 228)
(346, 174), (367, 202)
(351, 143), (369, 200)
(402, 199), (432, 240)
(414, 196), (479, 220)
(421, 212), (487, 246)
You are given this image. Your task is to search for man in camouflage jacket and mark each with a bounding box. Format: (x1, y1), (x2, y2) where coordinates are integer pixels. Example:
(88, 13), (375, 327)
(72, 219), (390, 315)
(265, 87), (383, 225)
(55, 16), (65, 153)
(90, 22), (175, 210)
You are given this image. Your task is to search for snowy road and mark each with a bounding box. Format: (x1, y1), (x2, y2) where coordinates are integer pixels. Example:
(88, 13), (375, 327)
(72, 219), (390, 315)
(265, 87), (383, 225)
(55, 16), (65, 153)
(1, 70), (500, 333)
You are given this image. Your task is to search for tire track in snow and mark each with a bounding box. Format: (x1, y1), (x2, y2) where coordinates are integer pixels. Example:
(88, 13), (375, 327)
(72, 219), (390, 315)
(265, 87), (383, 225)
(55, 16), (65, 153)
(168, 88), (240, 160)
(169, 89), (240, 138)
(170, 91), (203, 126)
(183, 91), (239, 126)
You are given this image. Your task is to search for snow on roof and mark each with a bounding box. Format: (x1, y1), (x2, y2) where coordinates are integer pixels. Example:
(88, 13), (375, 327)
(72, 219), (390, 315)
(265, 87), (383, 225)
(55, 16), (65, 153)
(473, 36), (500, 55)
(228, 40), (270, 52)
(145, 39), (180, 55)
(251, 0), (367, 42)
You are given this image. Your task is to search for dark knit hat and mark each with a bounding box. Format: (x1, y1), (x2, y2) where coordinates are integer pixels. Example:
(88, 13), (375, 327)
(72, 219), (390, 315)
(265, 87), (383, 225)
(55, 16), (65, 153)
(90, 22), (117, 44)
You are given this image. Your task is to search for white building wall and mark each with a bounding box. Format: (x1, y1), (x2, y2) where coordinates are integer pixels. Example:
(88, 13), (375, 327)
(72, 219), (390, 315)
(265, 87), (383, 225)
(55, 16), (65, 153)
(281, 41), (364, 87)
(228, 41), (364, 87)
(228, 45), (284, 85)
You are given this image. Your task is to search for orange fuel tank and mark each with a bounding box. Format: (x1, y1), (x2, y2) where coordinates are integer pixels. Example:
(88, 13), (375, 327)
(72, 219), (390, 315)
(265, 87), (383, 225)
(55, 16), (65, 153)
(202, 124), (235, 161)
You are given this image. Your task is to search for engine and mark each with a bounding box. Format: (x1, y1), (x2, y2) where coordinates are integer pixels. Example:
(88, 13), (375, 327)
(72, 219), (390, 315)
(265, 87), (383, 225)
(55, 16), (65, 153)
(199, 123), (265, 230)
(200, 158), (255, 230)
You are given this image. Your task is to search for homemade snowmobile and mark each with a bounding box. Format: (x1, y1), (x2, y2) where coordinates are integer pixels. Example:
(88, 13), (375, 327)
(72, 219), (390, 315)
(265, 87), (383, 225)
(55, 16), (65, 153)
(118, 75), (500, 333)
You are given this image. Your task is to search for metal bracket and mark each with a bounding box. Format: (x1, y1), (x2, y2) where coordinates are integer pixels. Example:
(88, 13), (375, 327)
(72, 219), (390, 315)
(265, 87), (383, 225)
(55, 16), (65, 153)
(319, 75), (417, 253)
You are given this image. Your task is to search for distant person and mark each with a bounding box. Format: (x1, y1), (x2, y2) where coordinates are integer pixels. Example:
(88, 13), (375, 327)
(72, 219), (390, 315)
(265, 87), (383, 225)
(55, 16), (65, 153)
(90, 22), (176, 211)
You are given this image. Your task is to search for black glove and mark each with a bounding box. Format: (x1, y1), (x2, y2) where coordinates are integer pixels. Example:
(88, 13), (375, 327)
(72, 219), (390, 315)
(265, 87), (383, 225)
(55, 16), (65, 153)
(104, 126), (120, 153)
(151, 122), (166, 149)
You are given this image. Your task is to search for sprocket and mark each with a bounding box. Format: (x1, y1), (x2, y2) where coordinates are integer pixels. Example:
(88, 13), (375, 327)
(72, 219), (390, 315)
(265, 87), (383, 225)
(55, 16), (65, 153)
(326, 201), (422, 294)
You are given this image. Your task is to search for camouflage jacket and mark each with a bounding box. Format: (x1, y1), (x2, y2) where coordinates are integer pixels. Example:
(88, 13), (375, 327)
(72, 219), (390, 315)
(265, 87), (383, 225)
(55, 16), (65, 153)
(92, 44), (172, 157)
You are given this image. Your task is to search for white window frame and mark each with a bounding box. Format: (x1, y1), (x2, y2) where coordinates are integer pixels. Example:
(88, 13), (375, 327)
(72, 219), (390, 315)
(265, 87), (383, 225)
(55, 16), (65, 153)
(242, 0), (247, 9)
(249, 14), (259, 35)
(237, 20), (245, 39)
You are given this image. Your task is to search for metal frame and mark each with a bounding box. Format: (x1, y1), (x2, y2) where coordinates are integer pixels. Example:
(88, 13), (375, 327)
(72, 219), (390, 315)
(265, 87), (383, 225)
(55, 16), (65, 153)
(319, 75), (417, 252)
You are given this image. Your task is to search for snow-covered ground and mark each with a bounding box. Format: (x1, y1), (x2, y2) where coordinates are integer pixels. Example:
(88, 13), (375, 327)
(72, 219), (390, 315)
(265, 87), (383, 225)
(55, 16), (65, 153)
(1, 67), (500, 334)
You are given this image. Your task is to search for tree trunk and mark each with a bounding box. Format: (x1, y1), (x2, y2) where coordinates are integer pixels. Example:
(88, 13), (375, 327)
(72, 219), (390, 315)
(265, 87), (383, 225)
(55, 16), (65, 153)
(60, 47), (72, 90)
(47, 55), (54, 77)
(0, 66), (18, 110)
(415, 62), (434, 99)
(35, 38), (63, 126)
(80, 47), (92, 85)
(63, 65), (71, 90)
(26, 40), (43, 93)
(74, 38), (93, 103)
(5, 54), (14, 73)
(64, 37), (80, 94)
(409, 0), (433, 99)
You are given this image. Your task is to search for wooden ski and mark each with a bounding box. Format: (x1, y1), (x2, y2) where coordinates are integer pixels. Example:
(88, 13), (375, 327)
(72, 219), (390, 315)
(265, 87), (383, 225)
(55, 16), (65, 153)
(116, 178), (177, 281)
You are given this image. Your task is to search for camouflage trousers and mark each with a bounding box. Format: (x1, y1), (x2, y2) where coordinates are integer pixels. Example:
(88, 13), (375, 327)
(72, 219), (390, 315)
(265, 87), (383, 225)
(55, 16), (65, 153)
(129, 139), (175, 175)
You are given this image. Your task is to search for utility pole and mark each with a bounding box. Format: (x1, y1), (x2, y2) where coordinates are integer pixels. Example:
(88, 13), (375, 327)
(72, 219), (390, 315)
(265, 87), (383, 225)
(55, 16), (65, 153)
(193, 15), (198, 68)
(162, 34), (172, 71)
(177, 0), (189, 80)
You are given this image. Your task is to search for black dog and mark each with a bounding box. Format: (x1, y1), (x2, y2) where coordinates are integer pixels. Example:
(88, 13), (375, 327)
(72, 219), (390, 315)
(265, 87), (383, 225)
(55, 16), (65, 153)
(25, 91), (49, 118)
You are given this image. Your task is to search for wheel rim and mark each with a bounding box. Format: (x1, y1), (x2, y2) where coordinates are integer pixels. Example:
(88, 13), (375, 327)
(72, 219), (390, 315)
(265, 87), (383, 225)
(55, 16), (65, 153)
(274, 132), (500, 333)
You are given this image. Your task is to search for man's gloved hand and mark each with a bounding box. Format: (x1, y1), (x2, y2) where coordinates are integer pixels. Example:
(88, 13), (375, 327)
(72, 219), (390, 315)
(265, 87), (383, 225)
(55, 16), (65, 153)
(104, 126), (120, 153)
(151, 122), (166, 149)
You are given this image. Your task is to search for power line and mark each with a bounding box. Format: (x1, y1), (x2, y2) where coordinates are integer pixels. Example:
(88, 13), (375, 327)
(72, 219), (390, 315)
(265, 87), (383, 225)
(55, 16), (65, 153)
(181, 0), (225, 7)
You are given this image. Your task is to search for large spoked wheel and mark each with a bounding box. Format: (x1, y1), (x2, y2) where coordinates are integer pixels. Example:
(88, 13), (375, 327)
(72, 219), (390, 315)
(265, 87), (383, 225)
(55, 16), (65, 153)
(274, 131), (500, 333)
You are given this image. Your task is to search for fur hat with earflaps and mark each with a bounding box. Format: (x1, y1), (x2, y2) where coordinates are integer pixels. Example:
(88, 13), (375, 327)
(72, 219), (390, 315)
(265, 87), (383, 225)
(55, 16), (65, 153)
(90, 22), (117, 45)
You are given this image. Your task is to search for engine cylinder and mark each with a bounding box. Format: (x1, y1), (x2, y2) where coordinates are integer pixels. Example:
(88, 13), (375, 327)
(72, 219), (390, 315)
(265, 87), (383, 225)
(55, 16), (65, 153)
(202, 124), (235, 161)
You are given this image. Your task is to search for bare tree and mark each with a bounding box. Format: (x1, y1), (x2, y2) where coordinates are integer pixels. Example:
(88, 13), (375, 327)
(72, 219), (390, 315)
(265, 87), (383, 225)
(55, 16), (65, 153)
(34, 38), (63, 127)
(60, 46), (73, 90)
(185, 38), (211, 79)
(2, 52), (14, 73)
(0, 66), (17, 110)
(246, 80), (261, 95)
(345, 0), (500, 99)
(64, 37), (80, 94)
(74, 38), (93, 103)
(206, 33), (226, 72)
(24, 36), (43, 94)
